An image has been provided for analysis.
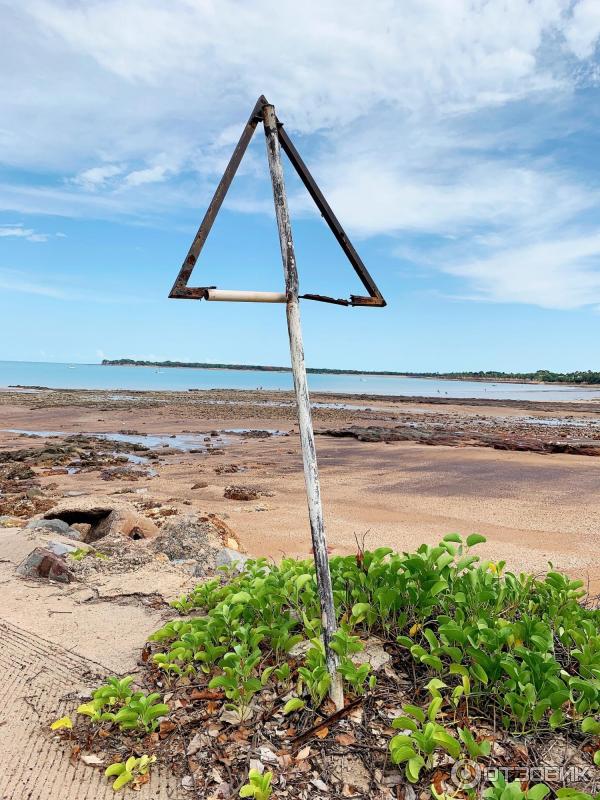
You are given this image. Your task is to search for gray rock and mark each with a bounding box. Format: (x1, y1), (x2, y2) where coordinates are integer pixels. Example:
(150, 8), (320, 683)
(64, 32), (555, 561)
(46, 540), (80, 557)
(151, 516), (215, 562)
(26, 518), (81, 539)
(353, 637), (391, 671)
(215, 547), (249, 571)
(16, 547), (72, 583)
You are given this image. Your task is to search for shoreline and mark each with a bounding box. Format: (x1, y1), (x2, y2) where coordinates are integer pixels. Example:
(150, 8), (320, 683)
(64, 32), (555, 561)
(100, 360), (600, 388)
(4, 385), (600, 411)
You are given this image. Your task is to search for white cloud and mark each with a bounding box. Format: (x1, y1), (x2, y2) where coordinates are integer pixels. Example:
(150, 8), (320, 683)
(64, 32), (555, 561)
(1, 0), (600, 311)
(563, 0), (600, 59)
(72, 164), (124, 190)
(0, 223), (50, 242)
(441, 234), (600, 309)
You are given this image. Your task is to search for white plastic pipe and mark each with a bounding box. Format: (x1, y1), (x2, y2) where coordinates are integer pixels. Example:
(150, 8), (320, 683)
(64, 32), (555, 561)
(205, 289), (286, 303)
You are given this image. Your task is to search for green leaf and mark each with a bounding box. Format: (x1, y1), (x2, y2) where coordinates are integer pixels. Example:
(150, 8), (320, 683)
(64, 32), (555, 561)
(443, 533), (462, 543)
(527, 785), (550, 800)
(390, 744), (419, 763)
(428, 697), (442, 721)
(350, 602), (372, 622)
(77, 701), (102, 717)
(125, 756), (137, 773)
(470, 663), (488, 685)
(230, 591), (252, 604)
(391, 716), (419, 731)
(594, 750), (600, 768)
(295, 574), (313, 592)
(432, 729), (461, 759)
(50, 716), (73, 730)
(582, 717), (600, 735)
(549, 708), (564, 729)
(466, 533), (487, 547)
(406, 755), (425, 783)
(283, 697), (306, 715)
(402, 704), (426, 723)
(430, 580), (447, 597)
(105, 763), (126, 777)
(112, 771), (133, 791)
(239, 787), (255, 798)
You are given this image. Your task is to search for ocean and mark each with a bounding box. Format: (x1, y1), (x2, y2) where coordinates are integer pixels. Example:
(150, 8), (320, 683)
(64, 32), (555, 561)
(1, 360), (600, 402)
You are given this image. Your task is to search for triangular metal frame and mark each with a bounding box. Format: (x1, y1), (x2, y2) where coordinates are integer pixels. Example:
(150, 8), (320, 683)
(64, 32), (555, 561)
(169, 95), (386, 307)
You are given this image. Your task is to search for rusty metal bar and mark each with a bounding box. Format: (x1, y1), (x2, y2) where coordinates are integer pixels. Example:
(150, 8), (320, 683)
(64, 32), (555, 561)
(169, 95), (267, 299)
(263, 103), (344, 711)
(300, 293), (350, 306)
(276, 123), (386, 308)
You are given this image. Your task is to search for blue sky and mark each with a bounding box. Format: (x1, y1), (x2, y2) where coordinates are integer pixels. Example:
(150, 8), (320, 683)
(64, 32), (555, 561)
(1, 0), (600, 372)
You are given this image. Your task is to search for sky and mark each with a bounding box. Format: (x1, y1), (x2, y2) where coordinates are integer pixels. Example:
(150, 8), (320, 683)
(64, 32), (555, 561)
(1, 0), (600, 373)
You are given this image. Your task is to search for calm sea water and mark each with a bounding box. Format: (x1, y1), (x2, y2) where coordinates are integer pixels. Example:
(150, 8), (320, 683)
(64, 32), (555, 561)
(1, 360), (600, 402)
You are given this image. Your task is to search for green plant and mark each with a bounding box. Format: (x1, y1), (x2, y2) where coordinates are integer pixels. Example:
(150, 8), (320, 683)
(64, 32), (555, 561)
(457, 726), (491, 759)
(336, 658), (370, 695)
(79, 689), (169, 733)
(239, 769), (273, 800)
(390, 698), (461, 783)
(297, 640), (331, 708)
(483, 773), (547, 799)
(109, 693), (169, 732)
(68, 547), (108, 562)
(105, 755), (156, 792)
(93, 676), (134, 705)
(208, 641), (262, 721)
(77, 532), (600, 794)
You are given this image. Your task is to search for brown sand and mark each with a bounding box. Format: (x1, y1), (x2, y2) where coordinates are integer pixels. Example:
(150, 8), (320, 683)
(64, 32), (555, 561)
(1, 389), (599, 586)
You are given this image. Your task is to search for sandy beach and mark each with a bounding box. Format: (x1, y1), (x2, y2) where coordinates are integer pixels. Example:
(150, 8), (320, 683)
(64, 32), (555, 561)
(2, 386), (600, 588)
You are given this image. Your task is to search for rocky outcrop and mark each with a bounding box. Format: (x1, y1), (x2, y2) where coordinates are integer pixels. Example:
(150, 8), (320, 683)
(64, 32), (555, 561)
(224, 485), (261, 501)
(41, 496), (159, 543)
(26, 517), (82, 539)
(317, 425), (600, 456)
(151, 515), (219, 564)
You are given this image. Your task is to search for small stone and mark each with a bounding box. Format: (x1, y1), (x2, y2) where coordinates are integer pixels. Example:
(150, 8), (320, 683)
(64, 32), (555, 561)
(81, 754), (104, 767)
(181, 775), (195, 791)
(257, 745), (278, 765)
(16, 547), (72, 583)
(352, 638), (391, 671)
(223, 485), (259, 501)
(191, 481), (208, 489)
(46, 540), (80, 557)
(26, 517), (78, 536)
(215, 547), (249, 571)
(288, 640), (311, 659)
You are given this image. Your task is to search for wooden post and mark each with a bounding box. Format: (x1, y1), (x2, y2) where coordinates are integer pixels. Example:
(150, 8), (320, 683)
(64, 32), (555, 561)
(262, 104), (344, 710)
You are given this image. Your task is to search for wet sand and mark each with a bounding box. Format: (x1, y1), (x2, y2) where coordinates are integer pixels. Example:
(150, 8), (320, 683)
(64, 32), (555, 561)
(1, 387), (600, 591)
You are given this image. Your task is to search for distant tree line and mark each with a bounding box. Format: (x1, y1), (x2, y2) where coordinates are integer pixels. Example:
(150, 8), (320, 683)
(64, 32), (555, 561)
(102, 359), (400, 376)
(102, 361), (600, 385)
(408, 370), (600, 385)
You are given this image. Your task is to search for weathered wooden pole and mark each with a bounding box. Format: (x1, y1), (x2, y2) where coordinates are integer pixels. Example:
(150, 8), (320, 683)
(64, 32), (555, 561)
(262, 103), (344, 710)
